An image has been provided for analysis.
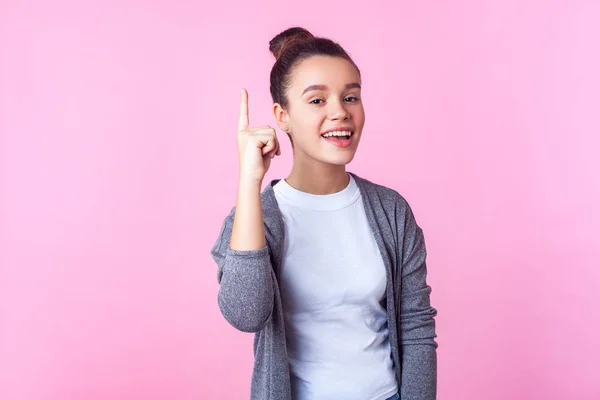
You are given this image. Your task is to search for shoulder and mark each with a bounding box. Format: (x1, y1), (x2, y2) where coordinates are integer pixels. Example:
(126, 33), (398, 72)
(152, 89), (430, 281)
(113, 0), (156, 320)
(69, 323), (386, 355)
(351, 172), (423, 234)
(351, 172), (411, 212)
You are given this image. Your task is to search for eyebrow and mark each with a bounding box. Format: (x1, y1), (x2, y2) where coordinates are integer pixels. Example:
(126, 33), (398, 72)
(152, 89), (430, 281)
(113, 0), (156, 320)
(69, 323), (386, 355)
(301, 82), (361, 96)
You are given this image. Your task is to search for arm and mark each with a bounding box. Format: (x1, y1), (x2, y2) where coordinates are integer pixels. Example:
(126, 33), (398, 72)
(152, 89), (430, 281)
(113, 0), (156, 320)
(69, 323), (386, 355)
(398, 201), (438, 399)
(211, 179), (274, 332)
(211, 194), (274, 332)
(210, 88), (280, 333)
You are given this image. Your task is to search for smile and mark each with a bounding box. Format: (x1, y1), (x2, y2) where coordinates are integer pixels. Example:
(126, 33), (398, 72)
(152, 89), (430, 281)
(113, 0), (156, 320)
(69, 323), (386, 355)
(320, 129), (355, 148)
(321, 130), (353, 138)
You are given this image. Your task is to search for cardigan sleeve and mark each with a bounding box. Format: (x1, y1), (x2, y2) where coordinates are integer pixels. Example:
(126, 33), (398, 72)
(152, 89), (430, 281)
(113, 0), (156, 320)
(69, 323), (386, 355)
(211, 212), (274, 333)
(397, 200), (438, 400)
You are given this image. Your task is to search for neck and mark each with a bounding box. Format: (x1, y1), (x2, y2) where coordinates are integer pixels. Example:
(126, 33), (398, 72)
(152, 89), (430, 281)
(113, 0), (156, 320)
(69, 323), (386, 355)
(285, 157), (350, 195)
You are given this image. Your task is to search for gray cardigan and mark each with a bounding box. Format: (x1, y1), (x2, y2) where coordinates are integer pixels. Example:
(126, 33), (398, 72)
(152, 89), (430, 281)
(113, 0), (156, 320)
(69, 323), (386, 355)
(211, 172), (438, 400)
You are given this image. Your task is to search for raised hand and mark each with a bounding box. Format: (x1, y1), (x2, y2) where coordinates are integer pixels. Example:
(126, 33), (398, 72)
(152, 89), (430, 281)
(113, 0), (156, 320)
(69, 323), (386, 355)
(236, 89), (281, 183)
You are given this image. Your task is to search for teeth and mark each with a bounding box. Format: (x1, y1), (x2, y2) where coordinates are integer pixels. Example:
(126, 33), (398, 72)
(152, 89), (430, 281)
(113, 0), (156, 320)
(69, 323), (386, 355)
(322, 130), (352, 138)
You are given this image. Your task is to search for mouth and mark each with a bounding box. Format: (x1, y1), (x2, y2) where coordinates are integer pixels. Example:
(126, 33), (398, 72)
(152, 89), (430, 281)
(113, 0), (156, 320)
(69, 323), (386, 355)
(321, 127), (354, 139)
(321, 128), (355, 148)
(321, 130), (353, 138)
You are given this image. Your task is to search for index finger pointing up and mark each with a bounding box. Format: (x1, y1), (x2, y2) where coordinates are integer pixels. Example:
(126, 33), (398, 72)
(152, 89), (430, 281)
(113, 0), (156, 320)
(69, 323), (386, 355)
(238, 89), (249, 132)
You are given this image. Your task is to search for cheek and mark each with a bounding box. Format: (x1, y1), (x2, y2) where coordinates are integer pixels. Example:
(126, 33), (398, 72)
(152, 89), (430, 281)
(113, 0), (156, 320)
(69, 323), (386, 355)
(355, 105), (365, 118)
(294, 110), (326, 132)
(354, 107), (366, 126)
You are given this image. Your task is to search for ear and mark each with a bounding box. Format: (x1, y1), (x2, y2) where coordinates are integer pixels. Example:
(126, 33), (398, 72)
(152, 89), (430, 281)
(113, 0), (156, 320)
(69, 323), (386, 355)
(273, 103), (290, 132)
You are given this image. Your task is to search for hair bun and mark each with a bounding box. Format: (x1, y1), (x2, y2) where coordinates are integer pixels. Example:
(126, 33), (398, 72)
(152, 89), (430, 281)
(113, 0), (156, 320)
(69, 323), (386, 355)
(269, 27), (314, 60)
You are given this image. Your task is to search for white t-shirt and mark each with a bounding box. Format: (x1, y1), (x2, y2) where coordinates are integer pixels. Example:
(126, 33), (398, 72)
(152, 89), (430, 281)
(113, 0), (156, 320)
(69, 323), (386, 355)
(273, 174), (398, 400)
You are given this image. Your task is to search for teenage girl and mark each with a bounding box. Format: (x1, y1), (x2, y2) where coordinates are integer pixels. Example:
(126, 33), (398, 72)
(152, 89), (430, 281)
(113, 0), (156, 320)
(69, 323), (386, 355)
(212, 27), (438, 400)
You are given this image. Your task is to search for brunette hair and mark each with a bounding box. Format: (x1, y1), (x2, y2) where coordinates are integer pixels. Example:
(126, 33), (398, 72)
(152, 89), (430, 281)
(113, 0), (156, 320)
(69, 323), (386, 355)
(268, 27), (360, 108)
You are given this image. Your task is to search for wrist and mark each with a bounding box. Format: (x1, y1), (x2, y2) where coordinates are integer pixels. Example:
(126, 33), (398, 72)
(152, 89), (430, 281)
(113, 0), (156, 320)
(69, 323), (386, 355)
(238, 174), (263, 190)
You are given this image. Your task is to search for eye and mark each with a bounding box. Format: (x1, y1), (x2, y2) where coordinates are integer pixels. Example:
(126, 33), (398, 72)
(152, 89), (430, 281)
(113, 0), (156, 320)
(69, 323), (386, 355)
(344, 96), (360, 102)
(310, 99), (324, 104)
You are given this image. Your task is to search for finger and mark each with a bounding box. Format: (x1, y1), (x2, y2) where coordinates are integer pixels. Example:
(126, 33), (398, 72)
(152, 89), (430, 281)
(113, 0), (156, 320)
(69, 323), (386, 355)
(238, 89), (249, 132)
(260, 139), (277, 156)
(268, 136), (280, 157)
(261, 143), (276, 155)
(248, 128), (278, 143)
(264, 148), (276, 159)
(249, 125), (273, 131)
(274, 136), (281, 156)
(251, 132), (279, 154)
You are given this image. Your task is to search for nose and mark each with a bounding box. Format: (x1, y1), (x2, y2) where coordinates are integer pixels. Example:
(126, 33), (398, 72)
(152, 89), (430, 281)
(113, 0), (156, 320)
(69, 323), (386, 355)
(328, 99), (350, 121)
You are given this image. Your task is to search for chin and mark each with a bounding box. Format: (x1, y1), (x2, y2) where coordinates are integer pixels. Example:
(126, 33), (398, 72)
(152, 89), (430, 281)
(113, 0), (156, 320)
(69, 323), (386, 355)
(323, 151), (357, 166)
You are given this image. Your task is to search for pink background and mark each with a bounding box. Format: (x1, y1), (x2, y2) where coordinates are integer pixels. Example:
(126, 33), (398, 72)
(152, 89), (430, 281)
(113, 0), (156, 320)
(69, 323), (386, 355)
(1, 0), (599, 399)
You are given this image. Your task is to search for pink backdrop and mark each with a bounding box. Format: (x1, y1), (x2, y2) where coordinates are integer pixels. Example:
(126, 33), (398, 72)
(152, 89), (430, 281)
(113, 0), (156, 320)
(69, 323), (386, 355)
(1, 1), (599, 399)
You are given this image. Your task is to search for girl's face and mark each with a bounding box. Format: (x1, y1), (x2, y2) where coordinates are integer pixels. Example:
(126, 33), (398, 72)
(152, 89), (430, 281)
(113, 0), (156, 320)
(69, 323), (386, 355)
(274, 55), (365, 166)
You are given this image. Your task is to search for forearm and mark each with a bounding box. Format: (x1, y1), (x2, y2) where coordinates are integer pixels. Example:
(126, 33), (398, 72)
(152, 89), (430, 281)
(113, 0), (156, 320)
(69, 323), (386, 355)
(230, 178), (267, 251)
(213, 178), (274, 332)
